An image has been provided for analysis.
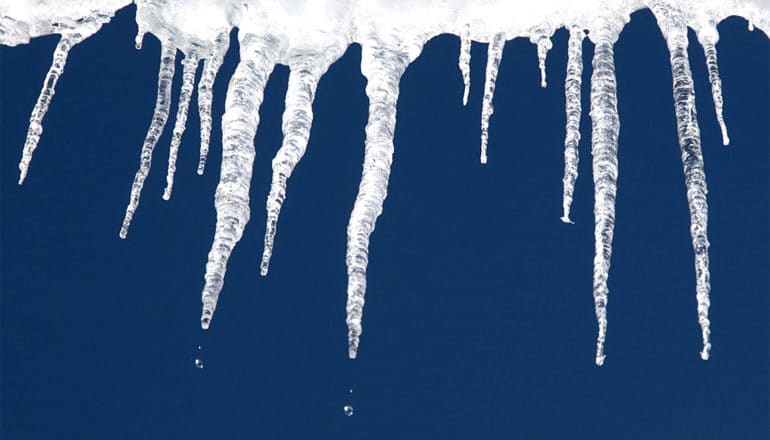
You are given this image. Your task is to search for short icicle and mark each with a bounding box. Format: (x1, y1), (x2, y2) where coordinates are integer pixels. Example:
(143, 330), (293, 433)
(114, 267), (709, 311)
(200, 33), (284, 329)
(459, 25), (472, 106)
(536, 37), (552, 88)
(651, 2), (712, 361)
(346, 33), (417, 359)
(696, 23), (730, 145)
(163, 54), (200, 200)
(261, 55), (329, 276)
(120, 42), (177, 238)
(561, 26), (585, 224)
(589, 17), (624, 366)
(480, 33), (506, 164)
(197, 31), (230, 175)
(18, 31), (87, 185)
(529, 25), (553, 88)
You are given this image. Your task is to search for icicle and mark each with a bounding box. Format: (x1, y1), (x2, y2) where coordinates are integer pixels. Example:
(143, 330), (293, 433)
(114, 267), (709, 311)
(536, 37), (552, 88)
(479, 33), (506, 164)
(200, 34), (283, 329)
(459, 25), (472, 106)
(537, 37), (553, 88)
(702, 41), (729, 145)
(197, 31), (230, 175)
(18, 31), (86, 185)
(529, 26), (553, 88)
(346, 34), (415, 359)
(651, 2), (712, 361)
(163, 54), (200, 200)
(135, 30), (146, 50)
(589, 19), (623, 366)
(561, 27), (585, 224)
(261, 56), (327, 276)
(696, 24), (730, 145)
(119, 42), (177, 238)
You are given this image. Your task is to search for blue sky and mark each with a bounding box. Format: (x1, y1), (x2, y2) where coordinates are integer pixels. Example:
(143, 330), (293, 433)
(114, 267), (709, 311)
(1, 6), (768, 438)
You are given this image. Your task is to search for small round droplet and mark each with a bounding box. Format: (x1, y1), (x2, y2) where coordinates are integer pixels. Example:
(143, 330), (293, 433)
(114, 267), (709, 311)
(194, 358), (204, 369)
(343, 405), (354, 416)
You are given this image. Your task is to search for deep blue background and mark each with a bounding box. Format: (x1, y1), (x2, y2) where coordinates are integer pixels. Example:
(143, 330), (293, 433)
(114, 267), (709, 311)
(2, 6), (768, 438)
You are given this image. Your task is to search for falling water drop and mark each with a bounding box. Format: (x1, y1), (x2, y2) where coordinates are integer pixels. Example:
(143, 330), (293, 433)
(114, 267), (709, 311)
(194, 345), (204, 369)
(343, 405), (354, 416)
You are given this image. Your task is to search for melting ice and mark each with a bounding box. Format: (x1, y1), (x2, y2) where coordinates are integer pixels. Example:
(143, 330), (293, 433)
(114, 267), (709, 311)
(2, 0), (769, 365)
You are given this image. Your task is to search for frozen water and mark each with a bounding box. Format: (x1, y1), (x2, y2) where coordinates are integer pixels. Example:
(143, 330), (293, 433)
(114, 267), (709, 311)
(3, 0), (769, 364)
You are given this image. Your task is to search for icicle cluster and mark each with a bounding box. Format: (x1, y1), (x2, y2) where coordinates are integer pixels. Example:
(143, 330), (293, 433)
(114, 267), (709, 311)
(3, 0), (769, 365)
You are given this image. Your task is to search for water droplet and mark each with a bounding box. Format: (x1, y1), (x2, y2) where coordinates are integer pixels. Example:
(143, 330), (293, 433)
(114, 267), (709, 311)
(194, 358), (204, 369)
(348, 388), (353, 394)
(343, 405), (354, 416)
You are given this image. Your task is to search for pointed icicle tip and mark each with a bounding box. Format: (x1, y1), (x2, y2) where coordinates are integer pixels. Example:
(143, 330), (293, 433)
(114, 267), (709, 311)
(595, 354), (605, 366)
(135, 31), (146, 50)
(700, 341), (711, 360)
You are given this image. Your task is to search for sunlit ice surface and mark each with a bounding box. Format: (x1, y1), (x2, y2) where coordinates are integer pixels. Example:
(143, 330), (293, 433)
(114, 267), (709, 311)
(1, 0), (768, 365)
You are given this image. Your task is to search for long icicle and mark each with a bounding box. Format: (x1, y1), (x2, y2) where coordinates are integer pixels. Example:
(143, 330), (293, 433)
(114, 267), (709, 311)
(260, 56), (326, 276)
(561, 26), (585, 224)
(197, 31), (230, 175)
(589, 18), (623, 366)
(120, 42), (177, 238)
(18, 31), (86, 184)
(652, 3), (712, 360)
(696, 24), (730, 146)
(459, 25), (472, 106)
(480, 33), (505, 164)
(200, 34), (283, 329)
(346, 35), (414, 359)
(163, 54), (200, 200)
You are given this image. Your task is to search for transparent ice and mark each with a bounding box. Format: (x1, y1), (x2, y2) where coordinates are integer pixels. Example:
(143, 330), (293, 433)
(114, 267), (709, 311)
(3, 0), (769, 365)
